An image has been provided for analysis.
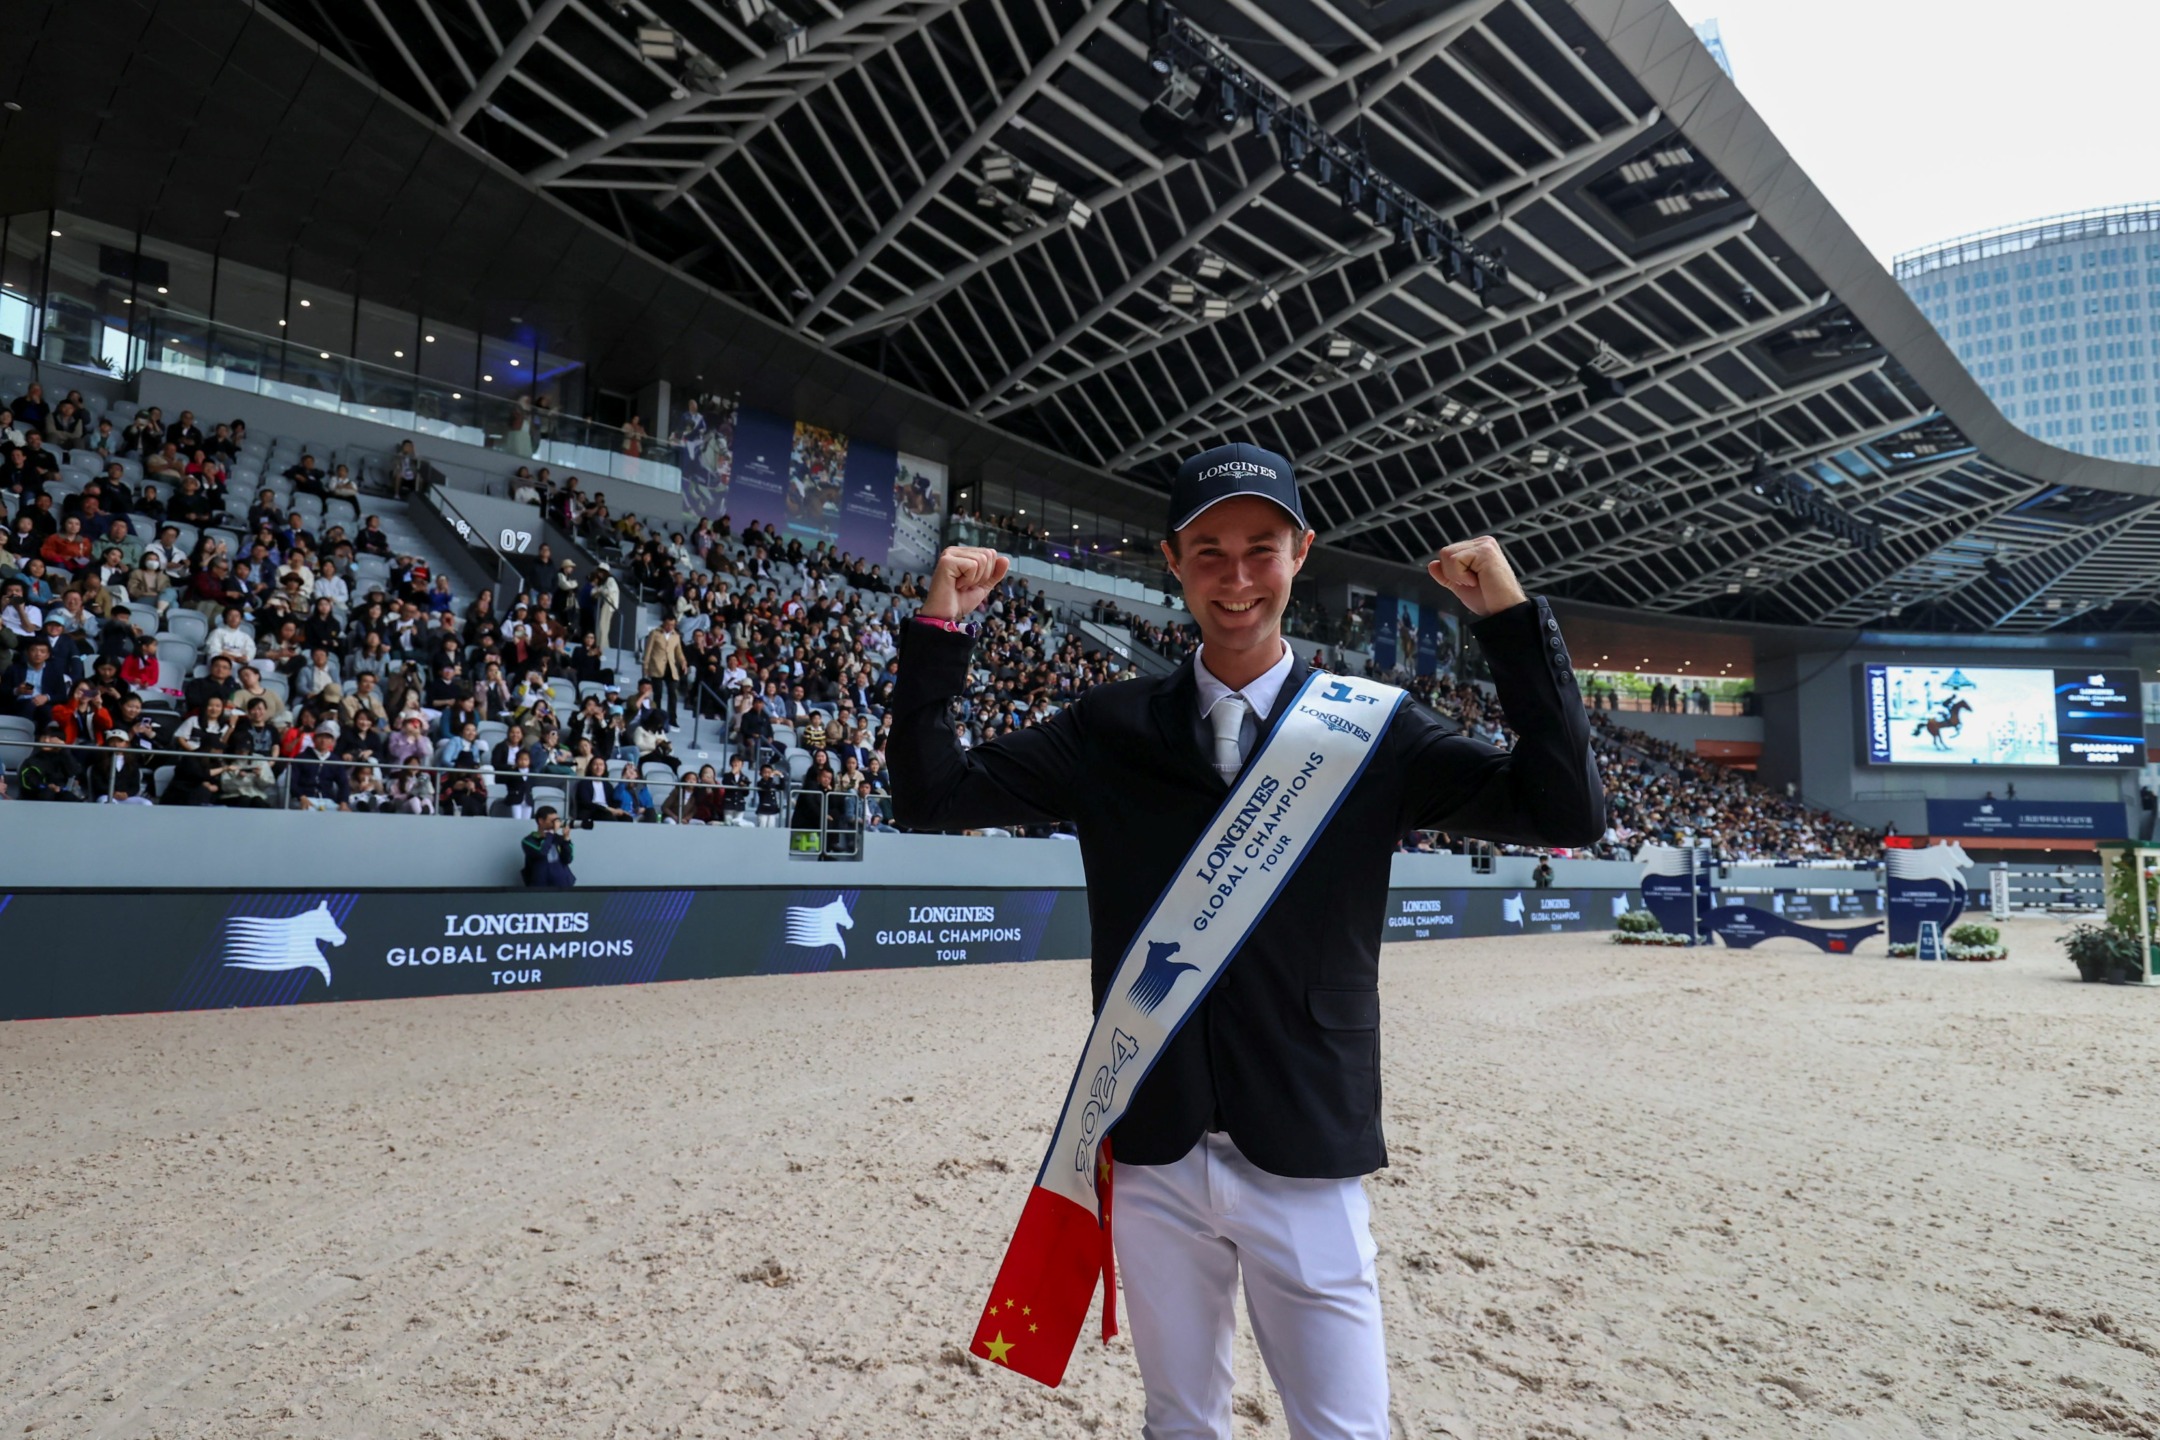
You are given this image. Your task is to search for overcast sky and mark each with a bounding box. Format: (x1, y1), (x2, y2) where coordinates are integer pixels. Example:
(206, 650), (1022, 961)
(1668, 0), (2160, 263)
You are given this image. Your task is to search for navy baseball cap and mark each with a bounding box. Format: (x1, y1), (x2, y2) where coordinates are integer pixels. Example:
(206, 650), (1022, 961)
(1168, 442), (1307, 534)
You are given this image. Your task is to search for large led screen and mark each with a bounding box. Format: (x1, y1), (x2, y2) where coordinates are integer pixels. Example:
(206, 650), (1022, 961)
(1861, 665), (2142, 766)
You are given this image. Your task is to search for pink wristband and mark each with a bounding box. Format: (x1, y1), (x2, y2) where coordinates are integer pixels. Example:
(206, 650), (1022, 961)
(914, 615), (968, 634)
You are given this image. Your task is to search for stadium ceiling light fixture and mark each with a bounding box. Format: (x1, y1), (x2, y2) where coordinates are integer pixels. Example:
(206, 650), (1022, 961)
(1194, 251), (1225, 280)
(49, 228), (60, 237)
(425, 334), (435, 342)
(299, 298), (311, 307)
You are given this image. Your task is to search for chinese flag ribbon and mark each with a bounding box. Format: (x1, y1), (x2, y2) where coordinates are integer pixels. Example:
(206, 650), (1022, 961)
(969, 1137), (1116, 1389)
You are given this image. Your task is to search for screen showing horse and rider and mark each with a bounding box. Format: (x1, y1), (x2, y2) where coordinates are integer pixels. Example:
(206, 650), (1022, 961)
(1862, 664), (2144, 767)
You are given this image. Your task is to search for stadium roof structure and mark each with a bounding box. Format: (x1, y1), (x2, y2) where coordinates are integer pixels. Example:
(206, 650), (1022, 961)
(19, 0), (2160, 633)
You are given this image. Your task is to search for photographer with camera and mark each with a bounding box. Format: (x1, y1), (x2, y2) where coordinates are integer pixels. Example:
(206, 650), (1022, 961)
(520, 805), (578, 888)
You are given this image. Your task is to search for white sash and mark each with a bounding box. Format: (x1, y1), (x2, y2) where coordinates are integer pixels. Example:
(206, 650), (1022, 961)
(1036, 669), (1404, 1211)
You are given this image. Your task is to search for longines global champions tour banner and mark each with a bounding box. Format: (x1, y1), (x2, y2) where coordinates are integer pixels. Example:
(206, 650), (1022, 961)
(0, 883), (1640, 1022)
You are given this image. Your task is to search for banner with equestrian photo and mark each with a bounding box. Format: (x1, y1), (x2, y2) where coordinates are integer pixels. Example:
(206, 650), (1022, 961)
(673, 398), (948, 572)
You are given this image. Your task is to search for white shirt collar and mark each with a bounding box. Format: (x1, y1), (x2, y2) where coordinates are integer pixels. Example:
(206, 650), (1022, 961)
(1194, 639), (1295, 722)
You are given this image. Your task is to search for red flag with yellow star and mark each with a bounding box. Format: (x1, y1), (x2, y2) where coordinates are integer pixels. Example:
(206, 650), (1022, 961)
(969, 1142), (1115, 1387)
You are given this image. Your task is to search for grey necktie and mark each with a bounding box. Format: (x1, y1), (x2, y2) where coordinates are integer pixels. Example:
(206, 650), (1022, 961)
(1210, 694), (1251, 782)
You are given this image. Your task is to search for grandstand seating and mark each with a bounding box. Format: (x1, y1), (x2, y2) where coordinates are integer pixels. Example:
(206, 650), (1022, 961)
(2, 373), (1880, 861)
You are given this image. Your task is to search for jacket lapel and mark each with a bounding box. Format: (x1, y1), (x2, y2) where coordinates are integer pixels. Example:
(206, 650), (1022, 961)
(1249, 652), (1312, 758)
(1149, 645), (1314, 793)
(1148, 657), (1224, 791)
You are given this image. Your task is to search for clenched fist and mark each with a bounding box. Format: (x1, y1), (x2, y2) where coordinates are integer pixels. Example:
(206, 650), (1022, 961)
(1428, 536), (1527, 618)
(922, 545), (1010, 621)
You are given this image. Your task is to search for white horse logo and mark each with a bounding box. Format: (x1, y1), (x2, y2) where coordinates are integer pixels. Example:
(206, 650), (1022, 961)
(221, 902), (347, 988)
(784, 898), (854, 958)
(1501, 893), (1525, 926)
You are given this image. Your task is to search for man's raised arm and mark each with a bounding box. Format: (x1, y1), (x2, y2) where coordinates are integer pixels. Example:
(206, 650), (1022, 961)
(887, 546), (1083, 832)
(1398, 536), (1605, 848)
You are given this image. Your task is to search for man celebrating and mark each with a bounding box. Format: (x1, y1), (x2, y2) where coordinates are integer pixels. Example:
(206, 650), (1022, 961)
(890, 442), (1602, 1436)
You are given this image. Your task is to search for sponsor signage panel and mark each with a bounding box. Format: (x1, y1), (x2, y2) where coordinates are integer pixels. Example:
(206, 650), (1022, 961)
(1387, 888), (1637, 939)
(0, 883), (1640, 1023)
(0, 888), (1091, 1022)
(1923, 799), (2128, 839)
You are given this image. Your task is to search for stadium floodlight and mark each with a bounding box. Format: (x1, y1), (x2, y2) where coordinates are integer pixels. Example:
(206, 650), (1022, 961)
(1652, 144), (1695, 168)
(1153, 66), (1203, 121)
(1065, 198), (1093, 230)
(637, 25), (679, 62)
(981, 153), (1016, 185)
(1216, 75), (1242, 126)
(1251, 103), (1274, 139)
(1725, 581), (1743, 594)
(1169, 280), (1197, 307)
(1325, 335), (1354, 360)
(1314, 149), (1334, 187)
(1369, 189), (1389, 227)
(1024, 175), (1060, 208)
(1279, 125), (1308, 173)
(1356, 348), (1378, 371)
(1194, 251), (1225, 280)
(1617, 158), (1658, 185)
(1257, 284), (1279, 311)
(1200, 297), (1230, 320)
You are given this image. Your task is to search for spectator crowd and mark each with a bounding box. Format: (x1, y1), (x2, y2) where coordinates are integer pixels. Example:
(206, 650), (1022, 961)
(3, 387), (1878, 863)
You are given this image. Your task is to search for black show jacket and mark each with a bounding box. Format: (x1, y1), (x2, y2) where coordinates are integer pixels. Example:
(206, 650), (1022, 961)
(889, 596), (1604, 1179)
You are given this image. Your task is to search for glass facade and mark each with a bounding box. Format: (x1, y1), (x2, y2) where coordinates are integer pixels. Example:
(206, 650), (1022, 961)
(1895, 205), (2160, 461)
(0, 207), (686, 489)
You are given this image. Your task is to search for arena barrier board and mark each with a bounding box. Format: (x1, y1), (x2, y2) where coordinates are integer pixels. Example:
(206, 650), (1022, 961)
(0, 884), (1644, 1022)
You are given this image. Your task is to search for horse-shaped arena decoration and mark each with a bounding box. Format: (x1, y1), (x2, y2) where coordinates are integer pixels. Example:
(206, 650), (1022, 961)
(1911, 696), (1973, 750)
(220, 903), (348, 988)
